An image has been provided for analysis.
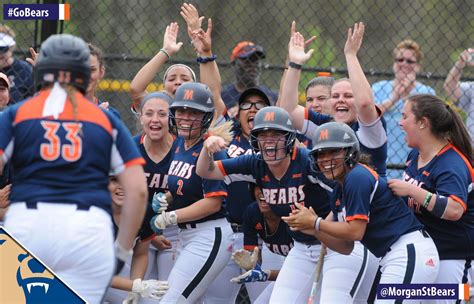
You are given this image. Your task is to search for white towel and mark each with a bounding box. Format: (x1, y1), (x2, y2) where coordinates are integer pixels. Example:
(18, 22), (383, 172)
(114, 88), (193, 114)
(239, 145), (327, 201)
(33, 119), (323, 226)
(42, 82), (67, 119)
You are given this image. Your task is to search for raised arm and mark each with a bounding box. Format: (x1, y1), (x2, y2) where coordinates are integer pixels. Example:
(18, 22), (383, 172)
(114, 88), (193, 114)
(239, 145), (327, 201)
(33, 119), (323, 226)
(344, 22), (378, 124)
(280, 22), (314, 132)
(181, 3), (226, 118)
(444, 48), (473, 101)
(129, 22), (183, 111)
(196, 135), (227, 180)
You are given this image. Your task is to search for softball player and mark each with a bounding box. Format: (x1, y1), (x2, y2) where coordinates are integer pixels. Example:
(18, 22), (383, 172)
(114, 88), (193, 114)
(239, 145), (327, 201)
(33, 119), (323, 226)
(150, 82), (233, 303)
(284, 122), (440, 303)
(0, 34), (147, 304)
(198, 107), (376, 303)
(281, 22), (387, 178)
(388, 94), (474, 303)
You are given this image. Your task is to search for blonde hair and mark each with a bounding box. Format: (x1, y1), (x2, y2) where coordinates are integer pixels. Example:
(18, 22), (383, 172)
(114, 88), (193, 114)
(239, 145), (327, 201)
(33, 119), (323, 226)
(0, 24), (16, 38)
(393, 39), (423, 62)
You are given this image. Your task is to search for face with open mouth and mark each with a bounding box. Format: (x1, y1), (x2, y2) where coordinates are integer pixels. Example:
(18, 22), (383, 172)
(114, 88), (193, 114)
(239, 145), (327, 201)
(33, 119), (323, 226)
(329, 80), (357, 124)
(238, 95), (267, 137)
(140, 98), (169, 141)
(316, 149), (347, 180)
(109, 176), (125, 207)
(254, 185), (271, 213)
(174, 108), (206, 140)
(257, 130), (288, 162)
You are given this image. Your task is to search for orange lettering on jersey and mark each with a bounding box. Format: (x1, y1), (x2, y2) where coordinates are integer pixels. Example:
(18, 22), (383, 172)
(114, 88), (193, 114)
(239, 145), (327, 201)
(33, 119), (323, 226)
(422, 170), (430, 177)
(183, 90), (194, 100)
(319, 129), (328, 141)
(255, 223), (263, 230)
(263, 112), (275, 122)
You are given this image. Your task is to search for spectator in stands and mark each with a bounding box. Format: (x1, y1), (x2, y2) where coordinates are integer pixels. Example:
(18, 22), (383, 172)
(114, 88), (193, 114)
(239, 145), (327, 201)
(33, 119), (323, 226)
(0, 24), (33, 103)
(372, 39), (435, 179)
(222, 41), (278, 117)
(0, 72), (10, 110)
(444, 48), (474, 141)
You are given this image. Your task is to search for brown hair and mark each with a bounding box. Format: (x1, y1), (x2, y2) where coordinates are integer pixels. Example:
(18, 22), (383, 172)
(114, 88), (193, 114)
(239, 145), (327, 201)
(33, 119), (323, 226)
(305, 76), (335, 95)
(407, 94), (472, 165)
(88, 43), (104, 67)
(393, 39), (423, 62)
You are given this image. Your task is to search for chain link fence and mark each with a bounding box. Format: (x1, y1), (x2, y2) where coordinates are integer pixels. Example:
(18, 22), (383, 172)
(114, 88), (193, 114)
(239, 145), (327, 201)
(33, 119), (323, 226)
(1, 0), (473, 302)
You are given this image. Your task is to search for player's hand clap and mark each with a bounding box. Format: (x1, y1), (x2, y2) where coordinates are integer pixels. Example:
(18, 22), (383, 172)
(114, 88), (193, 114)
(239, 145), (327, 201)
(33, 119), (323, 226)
(288, 29), (314, 65)
(204, 135), (228, 154)
(151, 211), (178, 231)
(232, 247), (259, 271)
(230, 264), (270, 283)
(162, 22), (183, 57)
(180, 3), (204, 40)
(282, 202), (318, 232)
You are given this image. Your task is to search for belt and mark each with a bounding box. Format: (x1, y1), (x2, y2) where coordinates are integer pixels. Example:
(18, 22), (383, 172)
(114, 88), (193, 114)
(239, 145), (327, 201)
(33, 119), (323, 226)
(386, 229), (430, 253)
(178, 223), (197, 229)
(231, 223), (244, 233)
(24, 202), (91, 211)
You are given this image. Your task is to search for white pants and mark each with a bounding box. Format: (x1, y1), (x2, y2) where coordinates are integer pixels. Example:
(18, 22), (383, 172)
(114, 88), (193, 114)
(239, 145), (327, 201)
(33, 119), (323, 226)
(5, 202), (115, 304)
(375, 230), (440, 304)
(160, 218), (233, 304)
(319, 241), (379, 303)
(427, 259), (472, 304)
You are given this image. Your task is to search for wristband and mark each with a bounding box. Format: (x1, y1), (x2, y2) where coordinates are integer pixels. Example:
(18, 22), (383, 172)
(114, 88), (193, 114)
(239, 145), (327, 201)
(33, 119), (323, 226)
(159, 49), (170, 60)
(289, 61), (302, 70)
(422, 191), (433, 209)
(431, 195), (448, 218)
(196, 54), (217, 63)
(314, 217), (322, 231)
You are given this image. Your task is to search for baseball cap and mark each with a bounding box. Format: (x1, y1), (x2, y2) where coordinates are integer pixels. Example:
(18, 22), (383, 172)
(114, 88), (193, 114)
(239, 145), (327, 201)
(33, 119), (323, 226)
(238, 87), (271, 107)
(230, 41), (265, 62)
(0, 33), (15, 54)
(0, 73), (10, 89)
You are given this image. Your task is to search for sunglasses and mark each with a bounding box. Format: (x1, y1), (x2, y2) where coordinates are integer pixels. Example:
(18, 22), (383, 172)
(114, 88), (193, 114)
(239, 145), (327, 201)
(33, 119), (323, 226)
(395, 58), (417, 64)
(239, 101), (266, 111)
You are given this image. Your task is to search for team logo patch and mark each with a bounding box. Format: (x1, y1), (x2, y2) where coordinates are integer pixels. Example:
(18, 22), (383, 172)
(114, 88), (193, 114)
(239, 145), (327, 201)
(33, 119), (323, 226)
(0, 227), (85, 304)
(425, 258), (435, 267)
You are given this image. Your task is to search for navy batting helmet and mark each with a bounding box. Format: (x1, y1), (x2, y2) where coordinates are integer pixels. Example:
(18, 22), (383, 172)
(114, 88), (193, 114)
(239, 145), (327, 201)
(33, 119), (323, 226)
(35, 34), (91, 94)
(250, 106), (296, 159)
(169, 82), (214, 139)
(309, 122), (360, 175)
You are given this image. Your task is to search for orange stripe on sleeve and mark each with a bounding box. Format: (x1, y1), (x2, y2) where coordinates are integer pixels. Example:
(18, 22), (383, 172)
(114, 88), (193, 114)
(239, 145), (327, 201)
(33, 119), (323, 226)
(124, 157), (146, 168)
(449, 194), (467, 213)
(346, 214), (369, 222)
(304, 108), (309, 120)
(216, 160), (227, 176)
(360, 164), (378, 180)
(244, 245), (257, 251)
(204, 191), (228, 198)
(449, 144), (474, 183)
(291, 145), (298, 160)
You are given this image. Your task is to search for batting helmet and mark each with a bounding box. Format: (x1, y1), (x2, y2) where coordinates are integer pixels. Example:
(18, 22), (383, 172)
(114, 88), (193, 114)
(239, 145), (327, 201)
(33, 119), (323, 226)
(309, 122), (360, 174)
(35, 34), (91, 94)
(169, 82), (214, 139)
(250, 106), (296, 159)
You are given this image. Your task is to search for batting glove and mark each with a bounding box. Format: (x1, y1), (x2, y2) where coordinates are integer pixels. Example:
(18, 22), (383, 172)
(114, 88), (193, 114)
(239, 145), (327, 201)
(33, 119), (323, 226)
(230, 264), (270, 284)
(151, 192), (168, 214)
(232, 247), (259, 271)
(132, 278), (169, 299)
(151, 211), (178, 231)
(122, 292), (139, 304)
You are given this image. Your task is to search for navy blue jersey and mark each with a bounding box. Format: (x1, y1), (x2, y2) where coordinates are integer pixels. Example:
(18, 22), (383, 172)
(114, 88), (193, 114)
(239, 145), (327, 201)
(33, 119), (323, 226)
(402, 145), (474, 260)
(329, 164), (422, 258)
(225, 126), (255, 224)
(0, 89), (144, 213)
(134, 134), (178, 240)
(243, 202), (293, 256)
(168, 137), (228, 225)
(303, 108), (388, 178)
(217, 147), (331, 243)
(296, 133), (313, 149)
(95, 97), (122, 120)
